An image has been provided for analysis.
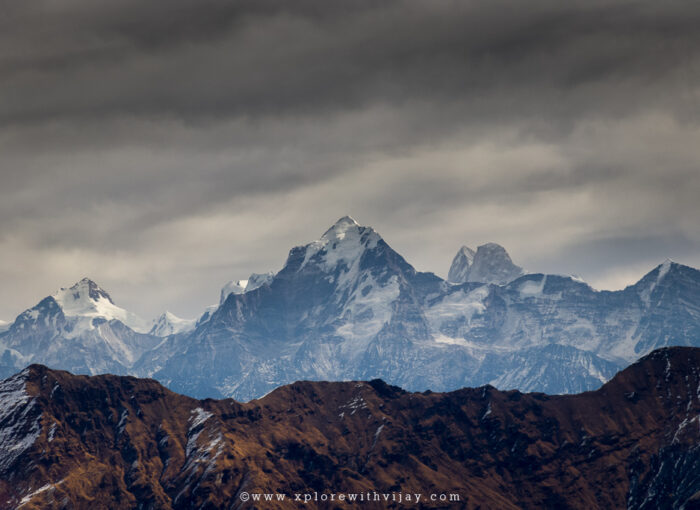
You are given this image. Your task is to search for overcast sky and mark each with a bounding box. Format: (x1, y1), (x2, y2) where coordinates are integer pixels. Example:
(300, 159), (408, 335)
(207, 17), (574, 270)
(1, 0), (699, 321)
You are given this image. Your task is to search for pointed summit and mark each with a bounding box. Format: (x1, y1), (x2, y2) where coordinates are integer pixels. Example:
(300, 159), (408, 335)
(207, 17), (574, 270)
(53, 278), (116, 315)
(49, 278), (148, 332)
(291, 216), (382, 274)
(633, 258), (688, 307)
(447, 246), (476, 283)
(447, 243), (525, 285)
(321, 216), (360, 240)
(149, 311), (196, 337)
(60, 277), (114, 305)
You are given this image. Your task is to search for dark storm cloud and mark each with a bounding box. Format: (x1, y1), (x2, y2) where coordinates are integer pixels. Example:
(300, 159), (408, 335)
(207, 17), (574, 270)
(3, 0), (699, 123)
(1, 0), (699, 319)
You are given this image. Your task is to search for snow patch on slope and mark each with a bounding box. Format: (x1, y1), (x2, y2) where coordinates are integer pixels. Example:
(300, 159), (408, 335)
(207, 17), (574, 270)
(0, 370), (41, 472)
(639, 259), (673, 307)
(190, 408), (213, 431)
(426, 285), (489, 332)
(519, 275), (547, 297)
(335, 273), (400, 349)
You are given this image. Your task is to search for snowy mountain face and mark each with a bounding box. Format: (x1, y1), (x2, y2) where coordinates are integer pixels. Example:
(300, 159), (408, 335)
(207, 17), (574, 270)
(148, 311), (196, 337)
(0, 320), (9, 333)
(3, 219), (700, 402)
(448, 242), (525, 285)
(137, 217), (700, 401)
(145, 216), (446, 399)
(52, 278), (149, 333)
(0, 278), (160, 379)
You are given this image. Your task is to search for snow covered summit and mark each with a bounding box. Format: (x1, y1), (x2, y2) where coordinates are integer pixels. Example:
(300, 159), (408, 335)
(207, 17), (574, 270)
(52, 278), (149, 333)
(295, 215), (382, 276)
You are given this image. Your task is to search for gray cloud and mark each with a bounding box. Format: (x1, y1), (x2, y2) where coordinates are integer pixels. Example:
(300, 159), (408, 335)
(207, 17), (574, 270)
(1, 0), (699, 320)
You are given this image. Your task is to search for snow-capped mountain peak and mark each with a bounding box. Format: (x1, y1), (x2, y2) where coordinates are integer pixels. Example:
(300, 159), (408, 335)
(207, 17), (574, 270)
(298, 216), (381, 274)
(51, 278), (149, 333)
(0, 319), (9, 333)
(322, 215), (360, 238)
(0, 278), (162, 377)
(54, 278), (114, 310)
(635, 258), (679, 307)
(149, 311), (196, 337)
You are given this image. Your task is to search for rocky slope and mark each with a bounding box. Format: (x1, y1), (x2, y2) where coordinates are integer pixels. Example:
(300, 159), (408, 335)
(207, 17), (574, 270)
(2, 346), (700, 509)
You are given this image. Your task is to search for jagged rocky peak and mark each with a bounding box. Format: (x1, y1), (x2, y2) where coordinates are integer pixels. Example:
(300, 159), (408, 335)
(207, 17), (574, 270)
(246, 272), (274, 290)
(219, 272), (274, 304)
(469, 243), (525, 284)
(219, 280), (247, 303)
(448, 242), (525, 285)
(447, 246), (475, 283)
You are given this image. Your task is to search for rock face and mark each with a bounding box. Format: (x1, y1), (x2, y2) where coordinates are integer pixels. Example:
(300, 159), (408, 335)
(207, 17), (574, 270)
(3, 346), (700, 509)
(447, 245), (475, 283)
(448, 242), (525, 285)
(2, 218), (700, 401)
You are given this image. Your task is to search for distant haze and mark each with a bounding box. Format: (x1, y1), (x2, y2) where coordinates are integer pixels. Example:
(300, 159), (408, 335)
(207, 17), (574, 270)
(1, 0), (699, 320)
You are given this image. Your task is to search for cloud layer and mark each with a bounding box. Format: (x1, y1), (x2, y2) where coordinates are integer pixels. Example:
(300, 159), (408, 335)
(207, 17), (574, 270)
(1, 0), (699, 320)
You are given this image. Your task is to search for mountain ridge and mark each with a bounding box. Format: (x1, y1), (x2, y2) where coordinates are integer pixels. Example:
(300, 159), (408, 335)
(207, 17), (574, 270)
(1, 218), (699, 400)
(3, 346), (700, 509)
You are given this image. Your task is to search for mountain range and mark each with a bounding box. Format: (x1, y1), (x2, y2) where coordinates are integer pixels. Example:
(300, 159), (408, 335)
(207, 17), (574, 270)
(1, 216), (699, 400)
(2, 346), (700, 509)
